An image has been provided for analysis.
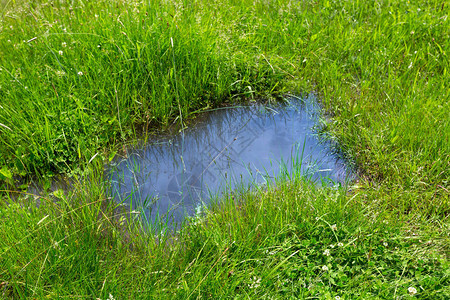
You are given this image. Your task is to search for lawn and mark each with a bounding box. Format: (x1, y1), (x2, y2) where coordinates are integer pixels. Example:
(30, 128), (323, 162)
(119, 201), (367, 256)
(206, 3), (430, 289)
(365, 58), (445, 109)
(0, 0), (448, 298)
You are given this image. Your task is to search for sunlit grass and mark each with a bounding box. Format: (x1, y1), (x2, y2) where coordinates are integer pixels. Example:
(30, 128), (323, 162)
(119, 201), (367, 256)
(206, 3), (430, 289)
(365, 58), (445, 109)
(0, 0), (286, 177)
(1, 174), (448, 298)
(1, 0), (449, 298)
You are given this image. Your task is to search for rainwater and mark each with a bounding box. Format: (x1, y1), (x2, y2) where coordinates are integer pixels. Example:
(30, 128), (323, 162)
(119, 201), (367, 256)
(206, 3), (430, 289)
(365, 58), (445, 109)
(108, 96), (351, 227)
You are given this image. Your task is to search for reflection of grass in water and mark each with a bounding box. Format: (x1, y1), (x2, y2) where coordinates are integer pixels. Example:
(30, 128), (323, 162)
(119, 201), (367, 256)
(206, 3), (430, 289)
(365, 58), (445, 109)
(116, 134), (322, 234)
(108, 154), (170, 233)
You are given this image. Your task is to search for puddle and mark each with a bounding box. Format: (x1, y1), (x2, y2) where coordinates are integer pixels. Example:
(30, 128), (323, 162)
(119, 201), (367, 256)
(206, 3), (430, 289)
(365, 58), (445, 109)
(108, 96), (352, 227)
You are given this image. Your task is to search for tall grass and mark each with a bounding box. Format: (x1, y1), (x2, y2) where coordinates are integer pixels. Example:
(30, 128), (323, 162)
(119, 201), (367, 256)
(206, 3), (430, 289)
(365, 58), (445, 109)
(1, 172), (448, 298)
(0, 0), (285, 178)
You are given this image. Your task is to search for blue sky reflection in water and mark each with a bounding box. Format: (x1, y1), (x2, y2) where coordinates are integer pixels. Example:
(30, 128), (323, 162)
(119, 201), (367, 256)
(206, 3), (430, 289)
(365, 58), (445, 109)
(108, 96), (352, 228)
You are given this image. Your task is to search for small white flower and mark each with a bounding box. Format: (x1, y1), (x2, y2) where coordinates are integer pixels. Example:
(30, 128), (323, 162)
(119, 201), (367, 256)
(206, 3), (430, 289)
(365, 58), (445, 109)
(322, 265), (328, 271)
(58, 50), (63, 55)
(331, 224), (337, 231)
(77, 71), (83, 76)
(323, 249), (330, 256)
(337, 242), (343, 247)
(108, 294), (115, 300)
(383, 242), (388, 247)
(62, 42), (67, 47)
(330, 244), (335, 248)
(408, 62), (413, 69)
(335, 296), (341, 300)
(408, 286), (417, 295)
(249, 276), (261, 289)
(95, 14), (99, 18)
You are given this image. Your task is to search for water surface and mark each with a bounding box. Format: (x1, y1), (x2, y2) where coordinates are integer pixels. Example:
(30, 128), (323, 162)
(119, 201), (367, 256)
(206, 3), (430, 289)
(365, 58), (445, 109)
(109, 96), (351, 226)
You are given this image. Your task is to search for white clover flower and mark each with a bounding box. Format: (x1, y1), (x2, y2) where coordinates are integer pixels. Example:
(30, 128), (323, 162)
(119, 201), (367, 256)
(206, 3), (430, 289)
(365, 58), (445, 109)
(383, 242), (388, 247)
(331, 224), (337, 231)
(323, 249), (330, 256)
(77, 71), (83, 76)
(322, 265), (328, 271)
(62, 42), (67, 47)
(249, 276), (261, 289)
(337, 242), (343, 247)
(335, 296), (341, 300)
(58, 50), (63, 55)
(408, 287), (417, 295)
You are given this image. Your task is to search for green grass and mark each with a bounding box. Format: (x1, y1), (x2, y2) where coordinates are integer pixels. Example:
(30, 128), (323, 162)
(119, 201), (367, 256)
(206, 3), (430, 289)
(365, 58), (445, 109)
(1, 177), (448, 298)
(0, 0), (285, 177)
(1, 0), (449, 298)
